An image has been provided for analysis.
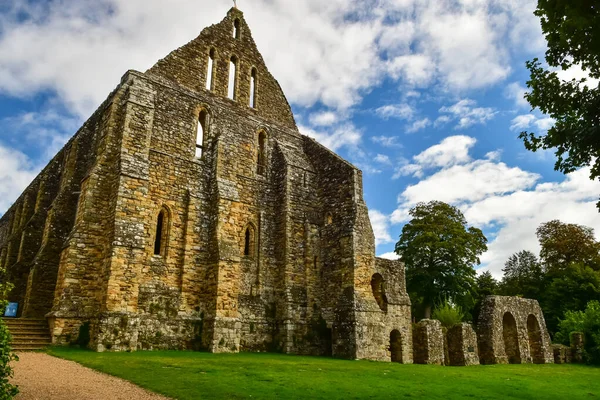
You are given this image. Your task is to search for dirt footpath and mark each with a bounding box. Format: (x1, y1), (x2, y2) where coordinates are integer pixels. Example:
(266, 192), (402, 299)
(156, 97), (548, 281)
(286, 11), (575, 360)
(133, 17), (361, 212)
(11, 352), (170, 400)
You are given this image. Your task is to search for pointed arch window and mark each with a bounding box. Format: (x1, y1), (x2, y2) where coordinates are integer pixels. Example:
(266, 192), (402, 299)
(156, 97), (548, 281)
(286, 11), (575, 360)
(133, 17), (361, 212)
(196, 110), (208, 158)
(154, 207), (170, 257)
(249, 68), (257, 108)
(243, 224), (255, 257)
(206, 48), (215, 91)
(234, 19), (241, 39)
(257, 131), (266, 175)
(228, 56), (238, 100)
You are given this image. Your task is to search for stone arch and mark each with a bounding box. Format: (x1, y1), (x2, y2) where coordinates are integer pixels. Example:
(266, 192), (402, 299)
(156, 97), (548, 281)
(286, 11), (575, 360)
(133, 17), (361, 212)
(249, 67), (257, 108)
(206, 48), (216, 91)
(153, 205), (171, 258)
(242, 223), (256, 257)
(371, 273), (388, 312)
(502, 312), (521, 364)
(257, 129), (267, 175)
(390, 329), (403, 363)
(527, 314), (544, 364)
(233, 18), (241, 39)
(195, 107), (211, 158)
(228, 55), (239, 100)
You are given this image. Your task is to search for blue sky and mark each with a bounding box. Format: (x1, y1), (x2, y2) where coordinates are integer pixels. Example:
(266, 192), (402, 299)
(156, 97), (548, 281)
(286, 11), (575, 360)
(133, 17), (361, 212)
(1, 0), (599, 277)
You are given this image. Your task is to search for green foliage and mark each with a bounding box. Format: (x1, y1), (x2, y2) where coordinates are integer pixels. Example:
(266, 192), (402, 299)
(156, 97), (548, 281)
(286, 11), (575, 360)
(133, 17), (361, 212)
(47, 347), (600, 399)
(432, 299), (464, 328)
(472, 271), (500, 324)
(395, 200), (487, 318)
(536, 220), (600, 272)
(556, 301), (600, 364)
(520, 2), (600, 208)
(0, 267), (18, 399)
(542, 263), (600, 334)
(500, 250), (544, 298)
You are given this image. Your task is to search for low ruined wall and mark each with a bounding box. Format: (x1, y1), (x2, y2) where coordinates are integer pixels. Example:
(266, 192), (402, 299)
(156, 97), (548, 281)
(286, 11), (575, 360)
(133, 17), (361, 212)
(447, 323), (479, 366)
(413, 319), (444, 365)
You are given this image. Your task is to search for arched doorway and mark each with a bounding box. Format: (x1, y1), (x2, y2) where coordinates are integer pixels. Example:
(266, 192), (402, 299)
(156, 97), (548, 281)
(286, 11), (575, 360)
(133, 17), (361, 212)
(527, 314), (544, 364)
(390, 330), (403, 363)
(371, 273), (388, 312)
(502, 312), (521, 364)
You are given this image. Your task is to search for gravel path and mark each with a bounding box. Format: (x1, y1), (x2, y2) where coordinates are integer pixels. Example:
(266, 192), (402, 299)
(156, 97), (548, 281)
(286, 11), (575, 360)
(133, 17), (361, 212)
(11, 352), (170, 400)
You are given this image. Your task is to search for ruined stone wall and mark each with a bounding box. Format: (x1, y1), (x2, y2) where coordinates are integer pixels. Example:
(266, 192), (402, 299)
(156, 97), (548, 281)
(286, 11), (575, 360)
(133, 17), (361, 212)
(477, 296), (554, 365)
(1, 8), (414, 360)
(447, 323), (479, 366)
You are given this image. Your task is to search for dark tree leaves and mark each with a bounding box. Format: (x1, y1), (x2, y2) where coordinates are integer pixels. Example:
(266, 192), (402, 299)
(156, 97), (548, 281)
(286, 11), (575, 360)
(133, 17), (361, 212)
(521, 1), (600, 208)
(395, 201), (487, 319)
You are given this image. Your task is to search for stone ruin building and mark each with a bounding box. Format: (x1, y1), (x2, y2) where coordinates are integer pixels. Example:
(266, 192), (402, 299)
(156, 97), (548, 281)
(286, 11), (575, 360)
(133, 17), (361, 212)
(0, 8), (413, 361)
(0, 8), (574, 367)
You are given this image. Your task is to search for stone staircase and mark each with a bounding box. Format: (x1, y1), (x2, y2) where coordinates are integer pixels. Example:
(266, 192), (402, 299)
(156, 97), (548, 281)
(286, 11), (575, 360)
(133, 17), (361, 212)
(2, 318), (52, 351)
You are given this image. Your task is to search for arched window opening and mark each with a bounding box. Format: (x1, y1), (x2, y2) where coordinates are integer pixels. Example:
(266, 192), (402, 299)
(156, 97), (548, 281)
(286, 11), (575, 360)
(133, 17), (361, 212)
(313, 256), (318, 270)
(257, 131), (266, 175)
(228, 56), (238, 100)
(196, 110), (208, 158)
(234, 19), (241, 39)
(243, 225), (255, 257)
(303, 172), (308, 187)
(249, 68), (257, 108)
(154, 208), (169, 257)
(206, 49), (215, 91)
(371, 273), (388, 312)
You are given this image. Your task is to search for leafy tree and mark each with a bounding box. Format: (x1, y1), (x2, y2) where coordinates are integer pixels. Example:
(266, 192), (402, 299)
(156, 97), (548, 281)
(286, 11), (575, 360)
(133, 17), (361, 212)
(0, 267), (18, 399)
(395, 201), (487, 319)
(432, 298), (464, 329)
(519, 1), (600, 208)
(472, 271), (499, 324)
(556, 300), (600, 364)
(542, 263), (600, 334)
(500, 250), (544, 298)
(537, 220), (600, 272)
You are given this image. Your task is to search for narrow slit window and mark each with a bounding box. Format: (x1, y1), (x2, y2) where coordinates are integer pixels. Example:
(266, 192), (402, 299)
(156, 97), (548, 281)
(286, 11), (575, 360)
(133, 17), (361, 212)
(206, 49), (215, 91)
(257, 131), (266, 175)
(196, 110), (208, 158)
(154, 210), (165, 256)
(228, 56), (238, 100)
(250, 68), (257, 108)
(244, 228), (251, 256)
(234, 19), (241, 39)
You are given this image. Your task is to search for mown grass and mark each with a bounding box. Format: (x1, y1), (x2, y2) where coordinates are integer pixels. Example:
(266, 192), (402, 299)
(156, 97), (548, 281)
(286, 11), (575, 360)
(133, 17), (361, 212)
(47, 347), (600, 400)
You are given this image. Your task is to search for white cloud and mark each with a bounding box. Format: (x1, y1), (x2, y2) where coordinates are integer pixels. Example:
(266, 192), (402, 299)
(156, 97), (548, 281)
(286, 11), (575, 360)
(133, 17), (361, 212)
(439, 99), (496, 129)
(0, 144), (40, 214)
(556, 64), (600, 89)
(377, 252), (400, 261)
(397, 135), (476, 178)
(510, 114), (555, 131)
(389, 135), (600, 278)
(309, 111), (339, 127)
(299, 124), (361, 152)
(374, 154), (392, 165)
(369, 209), (394, 246)
(406, 117), (431, 134)
(504, 82), (529, 109)
(371, 136), (403, 148)
(375, 104), (414, 120)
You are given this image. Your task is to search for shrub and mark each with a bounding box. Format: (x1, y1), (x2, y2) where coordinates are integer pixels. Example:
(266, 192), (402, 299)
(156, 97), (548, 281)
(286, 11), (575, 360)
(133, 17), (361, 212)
(0, 274), (18, 399)
(432, 299), (464, 328)
(556, 300), (600, 364)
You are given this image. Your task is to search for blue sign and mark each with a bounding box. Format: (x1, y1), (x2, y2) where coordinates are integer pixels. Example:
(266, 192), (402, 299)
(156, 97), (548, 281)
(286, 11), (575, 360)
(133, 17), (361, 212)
(3, 303), (17, 318)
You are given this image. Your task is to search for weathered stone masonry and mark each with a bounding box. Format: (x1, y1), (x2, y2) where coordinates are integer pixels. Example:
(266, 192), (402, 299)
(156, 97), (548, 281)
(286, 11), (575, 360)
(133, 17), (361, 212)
(0, 8), (412, 362)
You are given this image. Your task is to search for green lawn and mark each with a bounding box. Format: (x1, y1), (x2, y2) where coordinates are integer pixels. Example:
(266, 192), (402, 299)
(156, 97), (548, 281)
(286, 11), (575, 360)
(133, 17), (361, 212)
(47, 347), (599, 400)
